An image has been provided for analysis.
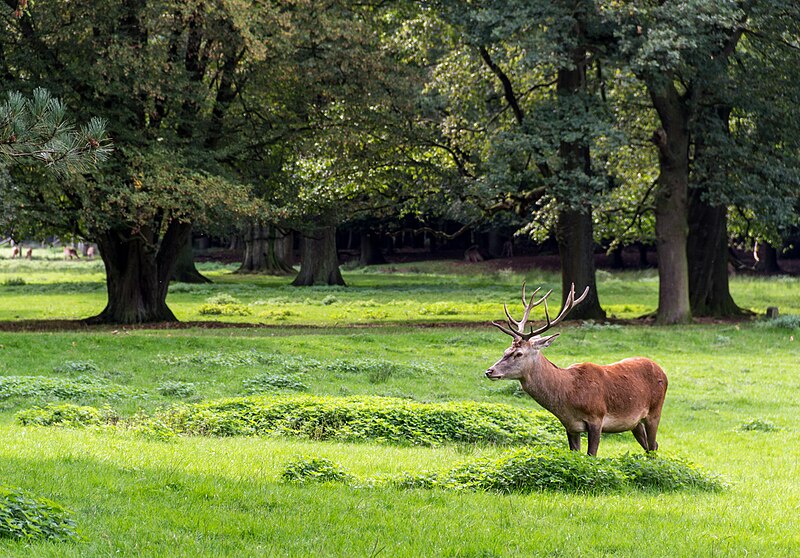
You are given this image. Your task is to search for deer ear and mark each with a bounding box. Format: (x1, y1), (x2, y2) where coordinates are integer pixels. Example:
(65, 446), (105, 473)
(533, 333), (560, 349)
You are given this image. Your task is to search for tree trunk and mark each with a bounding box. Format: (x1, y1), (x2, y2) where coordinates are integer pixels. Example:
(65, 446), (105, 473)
(237, 222), (294, 275)
(687, 195), (743, 316)
(687, 103), (745, 317)
(653, 152), (691, 324)
(292, 225), (346, 286)
(755, 242), (781, 273)
(648, 83), (692, 325)
(172, 227), (211, 284)
(554, 38), (605, 321)
(359, 232), (386, 266)
(556, 208), (605, 320)
(87, 221), (190, 324)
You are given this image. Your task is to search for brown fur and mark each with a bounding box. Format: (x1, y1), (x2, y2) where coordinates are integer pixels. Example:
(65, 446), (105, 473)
(486, 338), (667, 456)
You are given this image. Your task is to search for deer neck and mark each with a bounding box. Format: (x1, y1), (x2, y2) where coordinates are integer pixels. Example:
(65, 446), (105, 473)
(518, 352), (569, 412)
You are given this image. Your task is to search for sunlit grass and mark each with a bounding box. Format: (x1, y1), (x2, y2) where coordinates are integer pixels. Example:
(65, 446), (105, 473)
(1, 259), (800, 555)
(2, 257), (800, 324)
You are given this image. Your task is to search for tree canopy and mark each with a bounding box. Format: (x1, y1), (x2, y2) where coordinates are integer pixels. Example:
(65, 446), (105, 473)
(2, 0), (799, 323)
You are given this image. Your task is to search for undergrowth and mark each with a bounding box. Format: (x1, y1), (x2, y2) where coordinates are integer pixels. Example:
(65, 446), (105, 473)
(17, 394), (562, 448)
(16, 403), (118, 427)
(0, 486), (78, 542)
(281, 450), (725, 494)
(160, 350), (441, 383)
(0, 375), (133, 401)
(147, 394), (563, 447)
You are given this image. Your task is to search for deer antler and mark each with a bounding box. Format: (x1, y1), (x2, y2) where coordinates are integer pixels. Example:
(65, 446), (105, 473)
(492, 282), (589, 340)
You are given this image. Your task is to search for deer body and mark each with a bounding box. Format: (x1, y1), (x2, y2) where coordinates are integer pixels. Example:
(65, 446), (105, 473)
(486, 283), (668, 456)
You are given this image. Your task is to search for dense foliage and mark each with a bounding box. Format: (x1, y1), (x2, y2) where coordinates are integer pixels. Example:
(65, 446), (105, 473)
(0, 486), (78, 542)
(280, 449), (725, 494)
(17, 394), (563, 447)
(147, 394), (563, 447)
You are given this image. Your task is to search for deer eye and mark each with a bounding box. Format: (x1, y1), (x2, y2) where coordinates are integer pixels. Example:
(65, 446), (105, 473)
(513, 352), (523, 359)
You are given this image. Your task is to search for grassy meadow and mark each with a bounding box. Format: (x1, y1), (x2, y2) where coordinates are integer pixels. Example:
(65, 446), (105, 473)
(0, 254), (799, 556)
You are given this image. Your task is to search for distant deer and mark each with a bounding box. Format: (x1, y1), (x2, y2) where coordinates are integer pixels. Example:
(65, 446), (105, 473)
(464, 245), (484, 263)
(63, 246), (80, 260)
(10, 246), (20, 259)
(25, 248), (32, 260)
(485, 283), (668, 456)
(86, 245), (95, 260)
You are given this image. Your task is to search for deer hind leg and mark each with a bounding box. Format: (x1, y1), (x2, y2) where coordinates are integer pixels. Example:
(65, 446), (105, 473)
(586, 422), (602, 456)
(643, 415), (661, 452)
(566, 431), (581, 452)
(632, 422), (649, 451)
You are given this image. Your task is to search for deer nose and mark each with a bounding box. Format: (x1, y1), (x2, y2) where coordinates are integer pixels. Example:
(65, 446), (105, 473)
(485, 368), (495, 378)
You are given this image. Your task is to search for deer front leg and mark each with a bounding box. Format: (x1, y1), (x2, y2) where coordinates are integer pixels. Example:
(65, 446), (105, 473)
(566, 430), (581, 452)
(586, 422), (602, 456)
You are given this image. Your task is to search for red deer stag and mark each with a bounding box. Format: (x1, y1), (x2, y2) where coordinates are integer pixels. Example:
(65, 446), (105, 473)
(485, 283), (667, 456)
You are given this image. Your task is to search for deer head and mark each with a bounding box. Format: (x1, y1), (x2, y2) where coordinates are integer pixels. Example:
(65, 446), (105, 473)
(485, 282), (588, 380)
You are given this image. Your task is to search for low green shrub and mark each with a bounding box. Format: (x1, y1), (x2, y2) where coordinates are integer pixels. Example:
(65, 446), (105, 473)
(52, 360), (99, 374)
(15, 403), (118, 427)
(755, 314), (800, 329)
(198, 293), (253, 316)
(323, 358), (441, 384)
(418, 302), (460, 316)
(398, 448), (627, 493)
(198, 303), (252, 316)
(614, 453), (726, 491)
(148, 394), (563, 447)
(0, 486), (78, 542)
(156, 381), (197, 398)
(2, 277), (26, 286)
(736, 418), (781, 432)
(281, 456), (354, 484)
(0, 375), (132, 401)
(241, 374), (308, 393)
(283, 449), (725, 494)
(161, 351), (439, 384)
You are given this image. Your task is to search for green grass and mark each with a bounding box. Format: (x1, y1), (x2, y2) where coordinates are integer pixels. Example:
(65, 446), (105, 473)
(3, 257), (800, 323)
(0, 258), (799, 555)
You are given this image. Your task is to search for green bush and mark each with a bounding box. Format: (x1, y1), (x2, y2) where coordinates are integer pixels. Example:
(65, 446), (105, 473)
(736, 418), (780, 432)
(2, 277), (26, 286)
(281, 456), (354, 484)
(52, 360), (99, 374)
(404, 448), (628, 494)
(156, 381), (197, 398)
(148, 394), (563, 447)
(0, 486), (78, 542)
(161, 351), (439, 384)
(15, 403), (117, 427)
(418, 302), (460, 316)
(0, 375), (132, 401)
(241, 374), (308, 393)
(285, 449), (725, 495)
(198, 303), (253, 316)
(198, 293), (253, 316)
(614, 453), (726, 492)
(391, 450), (724, 494)
(205, 293), (241, 305)
(755, 314), (800, 329)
